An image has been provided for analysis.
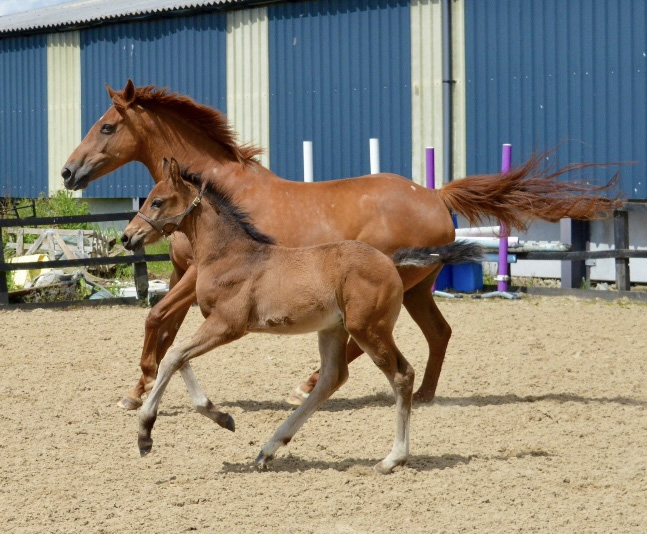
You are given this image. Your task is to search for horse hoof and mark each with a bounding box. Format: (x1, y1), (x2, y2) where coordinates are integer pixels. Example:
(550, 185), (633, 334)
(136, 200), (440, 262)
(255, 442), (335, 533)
(255, 450), (273, 469)
(117, 396), (143, 410)
(139, 445), (152, 457)
(412, 390), (435, 404)
(285, 387), (310, 406)
(224, 414), (235, 433)
(373, 461), (393, 475)
(374, 457), (406, 475)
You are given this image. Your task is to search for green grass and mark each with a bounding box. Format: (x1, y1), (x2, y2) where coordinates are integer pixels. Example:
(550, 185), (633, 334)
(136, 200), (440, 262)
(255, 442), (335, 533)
(146, 239), (174, 280)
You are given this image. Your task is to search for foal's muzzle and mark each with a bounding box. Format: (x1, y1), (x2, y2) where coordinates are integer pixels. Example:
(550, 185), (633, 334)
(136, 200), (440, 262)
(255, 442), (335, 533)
(120, 232), (143, 251)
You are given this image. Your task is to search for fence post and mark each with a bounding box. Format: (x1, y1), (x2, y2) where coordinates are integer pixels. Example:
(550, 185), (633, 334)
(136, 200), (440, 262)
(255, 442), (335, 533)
(133, 248), (149, 301)
(0, 230), (8, 305)
(613, 209), (630, 291)
(560, 219), (590, 289)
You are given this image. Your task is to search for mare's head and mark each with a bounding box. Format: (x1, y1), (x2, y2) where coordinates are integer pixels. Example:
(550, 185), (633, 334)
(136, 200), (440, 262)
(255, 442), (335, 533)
(62, 80), (145, 191)
(121, 158), (198, 251)
(62, 80), (263, 191)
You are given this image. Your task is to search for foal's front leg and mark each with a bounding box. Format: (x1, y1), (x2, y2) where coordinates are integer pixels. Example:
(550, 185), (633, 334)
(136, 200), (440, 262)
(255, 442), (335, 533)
(138, 318), (241, 456)
(179, 363), (235, 432)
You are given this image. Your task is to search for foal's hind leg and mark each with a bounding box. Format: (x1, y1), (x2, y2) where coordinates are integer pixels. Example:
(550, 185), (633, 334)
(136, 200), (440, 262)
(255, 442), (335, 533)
(403, 274), (452, 403)
(118, 265), (197, 410)
(349, 329), (414, 474)
(286, 338), (363, 406)
(257, 325), (349, 468)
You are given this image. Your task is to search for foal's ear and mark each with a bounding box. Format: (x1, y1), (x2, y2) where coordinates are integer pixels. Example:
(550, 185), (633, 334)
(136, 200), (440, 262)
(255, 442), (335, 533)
(168, 158), (183, 186)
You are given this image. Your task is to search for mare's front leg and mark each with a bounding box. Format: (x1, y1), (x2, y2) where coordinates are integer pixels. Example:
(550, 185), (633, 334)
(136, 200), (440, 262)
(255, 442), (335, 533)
(118, 265), (198, 410)
(402, 273), (452, 403)
(257, 325), (349, 468)
(138, 317), (242, 456)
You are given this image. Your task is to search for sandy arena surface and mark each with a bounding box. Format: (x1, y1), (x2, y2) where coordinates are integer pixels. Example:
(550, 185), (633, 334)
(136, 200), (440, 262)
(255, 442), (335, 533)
(0, 296), (645, 533)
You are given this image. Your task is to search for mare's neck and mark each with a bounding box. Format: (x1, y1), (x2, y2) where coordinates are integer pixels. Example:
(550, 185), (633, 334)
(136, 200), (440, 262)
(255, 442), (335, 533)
(137, 108), (279, 193)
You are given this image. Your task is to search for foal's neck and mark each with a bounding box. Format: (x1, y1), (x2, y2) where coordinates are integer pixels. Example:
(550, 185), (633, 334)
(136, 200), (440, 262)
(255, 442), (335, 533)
(179, 195), (265, 268)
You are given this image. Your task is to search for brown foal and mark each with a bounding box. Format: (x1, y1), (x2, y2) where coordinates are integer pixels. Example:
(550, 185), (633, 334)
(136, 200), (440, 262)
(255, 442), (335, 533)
(62, 81), (620, 410)
(120, 159), (482, 472)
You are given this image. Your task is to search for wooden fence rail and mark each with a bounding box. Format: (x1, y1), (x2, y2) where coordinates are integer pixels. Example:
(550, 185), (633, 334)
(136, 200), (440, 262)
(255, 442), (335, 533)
(0, 211), (170, 307)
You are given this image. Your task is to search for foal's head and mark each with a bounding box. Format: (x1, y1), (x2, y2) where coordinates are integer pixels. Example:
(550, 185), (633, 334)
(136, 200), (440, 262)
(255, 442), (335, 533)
(121, 158), (274, 251)
(121, 158), (201, 251)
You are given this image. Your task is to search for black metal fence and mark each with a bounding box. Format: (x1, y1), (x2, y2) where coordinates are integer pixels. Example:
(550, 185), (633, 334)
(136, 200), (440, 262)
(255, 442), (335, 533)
(0, 211), (170, 307)
(1, 204), (645, 308)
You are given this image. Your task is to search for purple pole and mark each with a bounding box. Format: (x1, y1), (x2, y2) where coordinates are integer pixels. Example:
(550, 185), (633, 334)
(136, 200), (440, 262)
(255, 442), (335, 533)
(497, 144), (512, 292)
(425, 147), (435, 190)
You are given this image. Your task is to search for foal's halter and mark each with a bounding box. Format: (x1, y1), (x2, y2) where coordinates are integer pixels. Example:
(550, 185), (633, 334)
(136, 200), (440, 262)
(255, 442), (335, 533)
(136, 189), (205, 236)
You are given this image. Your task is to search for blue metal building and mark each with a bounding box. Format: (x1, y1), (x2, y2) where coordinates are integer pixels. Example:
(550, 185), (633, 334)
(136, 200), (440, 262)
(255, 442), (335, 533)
(1, 0), (645, 199)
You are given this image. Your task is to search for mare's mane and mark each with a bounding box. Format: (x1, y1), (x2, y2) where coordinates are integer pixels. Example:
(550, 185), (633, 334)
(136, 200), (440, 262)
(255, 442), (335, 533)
(119, 85), (263, 164)
(181, 168), (275, 245)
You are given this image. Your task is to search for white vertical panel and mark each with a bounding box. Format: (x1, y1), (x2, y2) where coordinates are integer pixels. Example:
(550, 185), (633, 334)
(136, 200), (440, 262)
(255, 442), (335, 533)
(451, 0), (466, 180)
(47, 31), (81, 196)
(410, 0), (443, 187)
(226, 8), (270, 168)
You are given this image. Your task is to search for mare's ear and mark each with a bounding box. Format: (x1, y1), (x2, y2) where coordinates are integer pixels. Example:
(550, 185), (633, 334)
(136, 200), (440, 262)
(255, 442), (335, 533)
(122, 79), (136, 105)
(105, 83), (116, 99)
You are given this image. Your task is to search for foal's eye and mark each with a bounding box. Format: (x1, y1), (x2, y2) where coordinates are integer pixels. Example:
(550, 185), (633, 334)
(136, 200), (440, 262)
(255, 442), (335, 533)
(151, 199), (163, 208)
(100, 123), (115, 134)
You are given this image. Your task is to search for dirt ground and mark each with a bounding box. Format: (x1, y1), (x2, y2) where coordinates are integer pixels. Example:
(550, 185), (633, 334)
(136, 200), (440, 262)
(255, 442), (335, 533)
(0, 296), (645, 533)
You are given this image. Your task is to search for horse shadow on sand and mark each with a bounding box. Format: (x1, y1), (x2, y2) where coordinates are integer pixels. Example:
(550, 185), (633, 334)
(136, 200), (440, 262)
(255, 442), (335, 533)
(219, 391), (647, 413)
(220, 449), (552, 474)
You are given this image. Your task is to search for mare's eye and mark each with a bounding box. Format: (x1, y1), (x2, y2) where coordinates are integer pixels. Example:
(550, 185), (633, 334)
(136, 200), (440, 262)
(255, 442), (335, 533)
(151, 199), (163, 208)
(100, 123), (115, 134)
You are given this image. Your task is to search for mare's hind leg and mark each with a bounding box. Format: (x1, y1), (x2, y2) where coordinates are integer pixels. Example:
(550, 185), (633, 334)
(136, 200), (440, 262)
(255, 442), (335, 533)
(402, 273), (452, 403)
(348, 328), (414, 474)
(286, 338), (363, 406)
(138, 317), (242, 456)
(118, 265), (197, 410)
(257, 325), (349, 468)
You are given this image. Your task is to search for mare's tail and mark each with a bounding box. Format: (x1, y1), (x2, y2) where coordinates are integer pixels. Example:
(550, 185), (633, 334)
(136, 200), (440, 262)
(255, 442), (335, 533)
(393, 241), (483, 268)
(436, 152), (622, 231)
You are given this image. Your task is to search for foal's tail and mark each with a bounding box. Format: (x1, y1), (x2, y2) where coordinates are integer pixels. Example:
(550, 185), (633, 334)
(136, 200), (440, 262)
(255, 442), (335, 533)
(436, 151), (622, 232)
(393, 241), (483, 268)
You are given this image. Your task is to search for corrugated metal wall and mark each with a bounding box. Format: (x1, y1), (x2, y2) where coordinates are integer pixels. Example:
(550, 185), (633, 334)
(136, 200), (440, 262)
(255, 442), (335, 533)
(268, 0), (412, 181)
(47, 31), (82, 196)
(0, 35), (48, 198)
(410, 0), (443, 186)
(80, 13), (227, 198)
(226, 7), (270, 169)
(464, 0), (647, 199)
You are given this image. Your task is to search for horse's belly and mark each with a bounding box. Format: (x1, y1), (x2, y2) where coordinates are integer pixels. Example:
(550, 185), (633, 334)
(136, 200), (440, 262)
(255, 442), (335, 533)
(248, 306), (343, 335)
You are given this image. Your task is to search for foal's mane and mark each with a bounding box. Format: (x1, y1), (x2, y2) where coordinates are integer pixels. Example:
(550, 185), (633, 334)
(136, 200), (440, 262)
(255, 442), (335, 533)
(120, 85), (263, 164)
(181, 169), (275, 245)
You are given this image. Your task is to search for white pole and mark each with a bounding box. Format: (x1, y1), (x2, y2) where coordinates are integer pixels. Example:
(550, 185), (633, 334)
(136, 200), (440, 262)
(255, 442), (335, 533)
(303, 141), (313, 182)
(369, 138), (380, 174)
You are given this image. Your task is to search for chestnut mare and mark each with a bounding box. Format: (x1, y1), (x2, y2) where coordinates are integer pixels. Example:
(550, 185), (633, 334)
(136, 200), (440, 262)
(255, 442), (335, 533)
(62, 80), (619, 410)
(120, 158), (482, 472)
